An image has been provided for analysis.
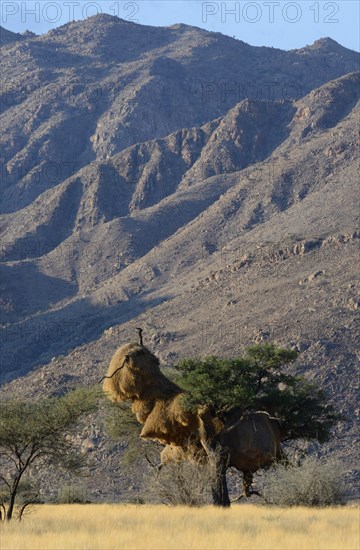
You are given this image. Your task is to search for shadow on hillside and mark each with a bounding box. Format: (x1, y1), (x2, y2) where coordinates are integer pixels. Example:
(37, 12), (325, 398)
(0, 262), (77, 324)
(0, 289), (172, 384)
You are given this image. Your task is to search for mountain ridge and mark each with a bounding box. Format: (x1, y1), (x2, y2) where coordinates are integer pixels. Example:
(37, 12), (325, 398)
(1, 18), (359, 212)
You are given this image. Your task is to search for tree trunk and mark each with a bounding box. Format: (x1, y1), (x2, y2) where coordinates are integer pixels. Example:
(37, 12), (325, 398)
(211, 450), (230, 507)
(6, 488), (16, 521)
(6, 470), (24, 521)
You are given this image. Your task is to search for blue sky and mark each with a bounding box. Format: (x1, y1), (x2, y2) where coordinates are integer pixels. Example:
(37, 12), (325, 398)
(1, 1), (359, 51)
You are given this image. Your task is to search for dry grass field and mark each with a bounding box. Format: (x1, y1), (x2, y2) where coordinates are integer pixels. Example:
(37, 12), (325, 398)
(1, 504), (359, 550)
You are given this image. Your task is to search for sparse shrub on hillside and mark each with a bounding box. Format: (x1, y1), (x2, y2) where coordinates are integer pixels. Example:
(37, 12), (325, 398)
(126, 497), (145, 505)
(104, 401), (141, 441)
(104, 401), (160, 466)
(57, 485), (89, 504)
(261, 456), (346, 506)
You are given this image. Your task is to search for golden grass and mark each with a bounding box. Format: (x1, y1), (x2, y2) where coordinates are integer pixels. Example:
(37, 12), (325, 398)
(1, 504), (359, 550)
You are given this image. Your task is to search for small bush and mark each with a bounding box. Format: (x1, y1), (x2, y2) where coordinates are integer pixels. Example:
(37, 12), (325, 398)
(127, 497), (145, 505)
(149, 460), (215, 507)
(262, 456), (346, 506)
(57, 485), (89, 504)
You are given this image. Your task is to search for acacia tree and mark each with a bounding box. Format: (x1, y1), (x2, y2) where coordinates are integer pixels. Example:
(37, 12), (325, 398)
(0, 387), (98, 521)
(174, 344), (339, 442)
(104, 344), (339, 507)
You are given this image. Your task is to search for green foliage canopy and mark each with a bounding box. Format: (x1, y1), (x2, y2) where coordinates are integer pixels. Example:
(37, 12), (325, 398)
(174, 344), (339, 442)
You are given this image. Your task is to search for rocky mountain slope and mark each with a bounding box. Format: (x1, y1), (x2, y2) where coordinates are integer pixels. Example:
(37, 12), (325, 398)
(1, 15), (359, 213)
(0, 15), (359, 501)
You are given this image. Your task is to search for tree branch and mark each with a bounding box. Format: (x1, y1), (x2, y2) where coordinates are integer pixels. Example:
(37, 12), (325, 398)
(144, 451), (160, 470)
(0, 450), (19, 468)
(99, 358), (127, 384)
(18, 496), (39, 521)
(0, 475), (11, 489)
